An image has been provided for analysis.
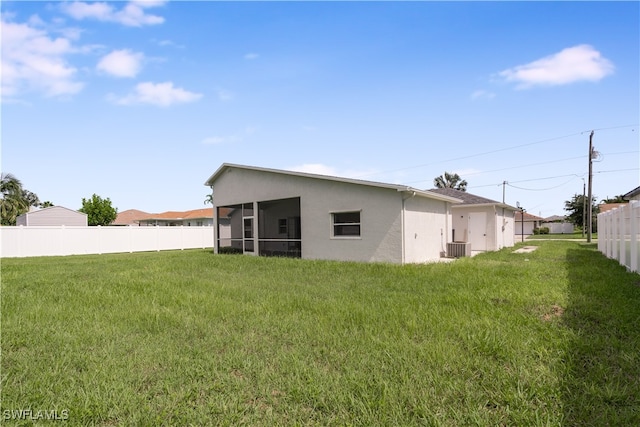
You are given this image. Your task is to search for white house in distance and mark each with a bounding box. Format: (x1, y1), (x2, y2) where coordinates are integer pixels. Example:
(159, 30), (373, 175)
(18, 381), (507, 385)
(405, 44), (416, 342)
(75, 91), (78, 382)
(430, 188), (517, 252)
(515, 211), (544, 236)
(204, 163), (462, 264)
(137, 208), (214, 227)
(16, 206), (87, 226)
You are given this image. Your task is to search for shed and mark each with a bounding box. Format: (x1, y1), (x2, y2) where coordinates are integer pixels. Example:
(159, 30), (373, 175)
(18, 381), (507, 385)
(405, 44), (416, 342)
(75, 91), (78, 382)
(430, 188), (517, 252)
(204, 164), (461, 264)
(16, 206), (88, 226)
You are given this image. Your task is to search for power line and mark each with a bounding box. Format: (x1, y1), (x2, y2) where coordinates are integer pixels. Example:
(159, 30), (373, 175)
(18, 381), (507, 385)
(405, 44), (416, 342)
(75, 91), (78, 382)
(467, 167), (638, 191)
(354, 124), (638, 180)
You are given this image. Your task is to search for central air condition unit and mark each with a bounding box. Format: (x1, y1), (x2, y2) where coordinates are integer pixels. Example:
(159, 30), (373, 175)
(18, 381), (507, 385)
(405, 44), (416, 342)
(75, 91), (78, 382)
(447, 242), (471, 258)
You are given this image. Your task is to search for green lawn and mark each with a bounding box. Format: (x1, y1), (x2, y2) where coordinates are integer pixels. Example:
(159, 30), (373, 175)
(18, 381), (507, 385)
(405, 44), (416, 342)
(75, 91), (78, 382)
(2, 242), (639, 426)
(527, 232), (596, 240)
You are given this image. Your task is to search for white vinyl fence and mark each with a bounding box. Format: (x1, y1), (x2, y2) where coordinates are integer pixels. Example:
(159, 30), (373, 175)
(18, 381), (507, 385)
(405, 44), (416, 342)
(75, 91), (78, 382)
(0, 226), (214, 258)
(598, 201), (640, 273)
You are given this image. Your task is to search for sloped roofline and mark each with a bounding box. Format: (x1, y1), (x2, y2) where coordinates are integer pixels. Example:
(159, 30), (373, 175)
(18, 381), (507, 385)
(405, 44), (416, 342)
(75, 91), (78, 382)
(204, 163), (462, 204)
(623, 186), (640, 200)
(20, 205), (87, 217)
(428, 188), (519, 211)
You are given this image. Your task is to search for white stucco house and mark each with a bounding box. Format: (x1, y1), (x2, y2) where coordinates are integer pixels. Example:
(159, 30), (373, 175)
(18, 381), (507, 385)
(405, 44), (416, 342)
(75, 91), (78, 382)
(16, 206), (87, 226)
(430, 188), (517, 252)
(204, 164), (462, 264)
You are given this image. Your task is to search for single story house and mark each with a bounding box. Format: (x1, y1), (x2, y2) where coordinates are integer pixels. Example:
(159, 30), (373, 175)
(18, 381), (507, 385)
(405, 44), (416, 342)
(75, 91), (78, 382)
(514, 211), (544, 236)
(137, 208), (214, 227)
(204, 163), (462, 264)
(429, 188), (517, 252)
(623, 186), (640, 202)
(15, 206), (87, 226)
(112, 209), (152, 226)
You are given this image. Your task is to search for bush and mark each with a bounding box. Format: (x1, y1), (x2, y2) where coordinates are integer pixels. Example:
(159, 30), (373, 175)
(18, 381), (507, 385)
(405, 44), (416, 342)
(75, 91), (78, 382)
(533, 227), (550, 235)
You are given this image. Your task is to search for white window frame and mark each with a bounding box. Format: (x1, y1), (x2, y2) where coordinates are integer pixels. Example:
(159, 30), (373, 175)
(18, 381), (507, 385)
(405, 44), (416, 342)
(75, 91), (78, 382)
(330, 210), (362, 239)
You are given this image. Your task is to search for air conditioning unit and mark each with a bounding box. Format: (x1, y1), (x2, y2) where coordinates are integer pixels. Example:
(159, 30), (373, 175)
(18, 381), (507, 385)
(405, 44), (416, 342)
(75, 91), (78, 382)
(447, 242), (471, 258)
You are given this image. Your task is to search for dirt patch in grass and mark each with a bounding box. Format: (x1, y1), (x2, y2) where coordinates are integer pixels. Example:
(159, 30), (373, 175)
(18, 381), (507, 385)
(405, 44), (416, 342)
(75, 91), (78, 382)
(542, 304), (564, 321)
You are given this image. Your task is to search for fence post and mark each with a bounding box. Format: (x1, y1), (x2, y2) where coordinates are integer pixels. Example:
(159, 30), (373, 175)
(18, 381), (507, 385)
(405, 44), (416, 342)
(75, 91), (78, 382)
(631, 201), (638, 273)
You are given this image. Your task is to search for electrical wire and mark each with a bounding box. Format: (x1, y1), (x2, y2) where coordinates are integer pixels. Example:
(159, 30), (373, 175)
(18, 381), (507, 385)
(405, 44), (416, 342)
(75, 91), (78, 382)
(354, 124), (638, 180)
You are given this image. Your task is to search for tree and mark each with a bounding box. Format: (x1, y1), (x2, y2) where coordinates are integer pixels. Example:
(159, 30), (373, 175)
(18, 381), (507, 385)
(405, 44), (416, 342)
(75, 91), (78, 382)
(601, 195), (627, 204)
(564, 193), (599, 232)
(1, 173), (39, 225)
(204, 194), (213, 205)
(40, 201), (54, 208)
(79, 194), (118, 226)
(434, 172), (468, 191)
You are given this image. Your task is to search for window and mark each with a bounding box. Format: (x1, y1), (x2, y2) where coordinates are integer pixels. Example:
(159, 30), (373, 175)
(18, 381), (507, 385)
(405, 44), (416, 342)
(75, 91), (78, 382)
(332, 211), (361, 237)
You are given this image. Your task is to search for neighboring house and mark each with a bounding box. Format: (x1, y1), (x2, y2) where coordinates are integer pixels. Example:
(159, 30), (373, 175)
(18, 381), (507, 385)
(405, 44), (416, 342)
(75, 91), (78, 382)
(429, 188), (517, 252)
(138, 208), (214, 227)
(16, 206), (87, 226)
(541, 215), (574, 234)
(204, 163), (461, 264)
(599, 203), (627, 214)
(623, 186), (640, 202)
(514, 211), (544, 236)
(112, 209), (151, 226)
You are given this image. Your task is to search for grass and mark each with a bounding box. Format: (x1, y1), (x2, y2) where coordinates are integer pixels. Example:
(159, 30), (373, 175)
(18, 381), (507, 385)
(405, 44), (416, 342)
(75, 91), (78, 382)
(526, 232), (596, 240)
(1, 242), (639, 426)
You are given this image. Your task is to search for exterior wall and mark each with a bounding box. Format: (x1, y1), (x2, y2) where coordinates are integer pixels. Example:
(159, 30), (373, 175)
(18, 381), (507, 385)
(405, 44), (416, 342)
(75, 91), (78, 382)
(515, 221), (537, 236)
(403, 196), (451, 263)
(212, 167), (423, 263)
(16, 206), (87, 226)
(499, 209), (515, 249)
(0, 226), (213, 258)
(450, 206), (516, 251)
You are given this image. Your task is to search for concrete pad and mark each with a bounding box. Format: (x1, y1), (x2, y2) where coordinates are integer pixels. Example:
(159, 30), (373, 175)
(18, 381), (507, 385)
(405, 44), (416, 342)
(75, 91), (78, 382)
(513, 246), (539, 254)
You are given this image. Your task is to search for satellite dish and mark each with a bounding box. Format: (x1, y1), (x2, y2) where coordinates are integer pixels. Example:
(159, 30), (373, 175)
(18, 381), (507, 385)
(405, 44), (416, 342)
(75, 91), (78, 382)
(516, 201), (520, 209)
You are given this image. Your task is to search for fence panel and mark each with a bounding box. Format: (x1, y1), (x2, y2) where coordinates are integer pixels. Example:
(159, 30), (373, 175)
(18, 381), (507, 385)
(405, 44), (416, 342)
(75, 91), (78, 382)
(597, 201), (640, 273)
(0, 226), (214, 258)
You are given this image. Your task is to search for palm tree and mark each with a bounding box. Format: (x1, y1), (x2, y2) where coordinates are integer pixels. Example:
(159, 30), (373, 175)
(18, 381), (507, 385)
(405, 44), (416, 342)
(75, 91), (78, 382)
(1, 173), (30, 225)
(433, 172), (468, 191)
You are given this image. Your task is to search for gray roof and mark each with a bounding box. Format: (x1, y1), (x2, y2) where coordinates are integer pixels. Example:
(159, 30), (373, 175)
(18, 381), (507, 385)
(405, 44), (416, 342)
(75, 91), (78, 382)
(204, 163), (463, 204)
(624, 186), (640, 200)
(429, 188), (518, 210)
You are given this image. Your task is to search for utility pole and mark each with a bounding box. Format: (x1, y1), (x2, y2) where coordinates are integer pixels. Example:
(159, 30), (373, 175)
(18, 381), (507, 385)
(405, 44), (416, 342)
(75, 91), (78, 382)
(502, 181), (507, 204)
(587, 130), (594, 243)
(582, 178), (586, 238)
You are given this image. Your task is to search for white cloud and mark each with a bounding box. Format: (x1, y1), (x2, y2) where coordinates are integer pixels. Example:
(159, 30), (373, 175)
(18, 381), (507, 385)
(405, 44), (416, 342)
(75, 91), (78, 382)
(61, 1), (165, 27)
(1, 18), (83, 99)
(470, 89), (496, 100)
(216, 89), (234, 101)
(499, 44), (614, 89)
(97, 49), (144, 78)
(111, 81), (203, 107)
(244, 53), (259, 60)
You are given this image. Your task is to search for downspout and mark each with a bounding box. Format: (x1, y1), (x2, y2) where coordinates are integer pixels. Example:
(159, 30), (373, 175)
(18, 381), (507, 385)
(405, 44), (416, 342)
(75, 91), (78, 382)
(209, 186), (216, 254)
(400, 191), (416, 264)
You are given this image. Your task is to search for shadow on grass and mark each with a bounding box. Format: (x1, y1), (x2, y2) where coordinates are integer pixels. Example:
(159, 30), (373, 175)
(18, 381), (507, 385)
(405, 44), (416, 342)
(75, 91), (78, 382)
(563, 243), (640, 425)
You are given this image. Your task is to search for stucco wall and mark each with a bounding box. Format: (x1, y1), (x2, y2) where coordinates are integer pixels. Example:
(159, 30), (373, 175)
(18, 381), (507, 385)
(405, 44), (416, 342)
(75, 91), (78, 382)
(403, 195), (451, 263)
(211, 167), (430, 263)
(450, 206), (516, 252)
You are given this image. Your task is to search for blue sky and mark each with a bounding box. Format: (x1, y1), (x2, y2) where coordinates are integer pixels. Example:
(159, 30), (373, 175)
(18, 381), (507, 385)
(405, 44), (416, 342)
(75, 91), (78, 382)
(2, 1), (638, 217)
